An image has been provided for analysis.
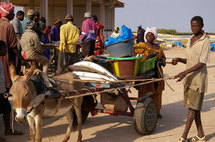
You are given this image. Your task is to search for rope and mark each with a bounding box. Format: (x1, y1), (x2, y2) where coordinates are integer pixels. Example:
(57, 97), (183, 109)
(53, 76), (165, 84)
(26, 76), (175, 113)
(63, 76), (174, 100)
(156, 62), (175, 92)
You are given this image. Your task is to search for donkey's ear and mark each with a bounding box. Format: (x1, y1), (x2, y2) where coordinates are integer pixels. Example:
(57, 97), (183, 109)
(24, 62), (36, 80)
(9, 63), (17, 82)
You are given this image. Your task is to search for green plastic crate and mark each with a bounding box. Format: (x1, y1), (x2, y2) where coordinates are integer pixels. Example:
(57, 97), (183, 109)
(138, 57), (157, 74)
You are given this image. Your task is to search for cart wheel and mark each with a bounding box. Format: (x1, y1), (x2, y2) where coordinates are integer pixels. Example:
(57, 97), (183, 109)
(134, 97), (158, 135)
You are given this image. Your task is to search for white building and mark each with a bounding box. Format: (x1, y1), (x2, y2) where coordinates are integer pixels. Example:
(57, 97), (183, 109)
(0, 0), (124, 38)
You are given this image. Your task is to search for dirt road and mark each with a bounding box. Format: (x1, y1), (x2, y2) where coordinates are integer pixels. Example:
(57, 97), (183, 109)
(1, 48), (215, 142)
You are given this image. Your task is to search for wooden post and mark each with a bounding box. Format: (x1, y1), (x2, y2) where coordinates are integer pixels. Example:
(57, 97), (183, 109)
(67, 0), (73, 15)
(40, 0), (49, 25)
(112, 6), (115, 32)
(29, 0), (35, 10)
(50, 0), (54, 26)
(99, 0), (105, 25)
(86, 0), (91, 13)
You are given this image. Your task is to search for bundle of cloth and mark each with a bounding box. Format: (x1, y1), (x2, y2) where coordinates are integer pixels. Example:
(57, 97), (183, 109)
(105, 25), (133, 46)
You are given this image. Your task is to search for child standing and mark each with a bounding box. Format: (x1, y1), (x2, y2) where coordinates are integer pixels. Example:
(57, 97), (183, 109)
(172, 16), (210, 142)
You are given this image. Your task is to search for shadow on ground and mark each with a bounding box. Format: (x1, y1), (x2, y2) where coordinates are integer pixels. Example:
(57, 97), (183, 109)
(3, 92), (215, 142)
(82, 92), (215, 141)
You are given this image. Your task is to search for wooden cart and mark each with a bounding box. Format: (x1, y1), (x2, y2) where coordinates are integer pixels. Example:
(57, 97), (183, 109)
(78, 62), (158, 135)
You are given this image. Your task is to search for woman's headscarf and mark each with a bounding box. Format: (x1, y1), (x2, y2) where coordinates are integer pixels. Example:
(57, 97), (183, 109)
(144, 27), (158, 43)
(27, 9), (35, 16)
(0, 2), (14, 18)
(53, 20), (60, 25)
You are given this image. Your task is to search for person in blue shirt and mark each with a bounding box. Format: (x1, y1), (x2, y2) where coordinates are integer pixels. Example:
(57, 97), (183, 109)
(22, 9), (35, 32)
(50, 20), (61, 42)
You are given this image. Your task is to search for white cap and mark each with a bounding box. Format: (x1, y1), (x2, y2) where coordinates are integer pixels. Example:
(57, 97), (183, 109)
(84, 12), (91, 18)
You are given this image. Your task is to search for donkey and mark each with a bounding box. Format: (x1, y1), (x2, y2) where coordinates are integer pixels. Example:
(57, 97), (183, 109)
(8, 64), (84, 142)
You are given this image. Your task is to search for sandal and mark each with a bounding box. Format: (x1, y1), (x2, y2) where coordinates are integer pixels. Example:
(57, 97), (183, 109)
(190, 135), (206, 142)
(178, 137), (189, 142)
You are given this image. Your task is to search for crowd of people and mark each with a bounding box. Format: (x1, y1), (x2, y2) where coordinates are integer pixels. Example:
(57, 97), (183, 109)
(0, 1), (211, 142)
(0, 2), (107, 141)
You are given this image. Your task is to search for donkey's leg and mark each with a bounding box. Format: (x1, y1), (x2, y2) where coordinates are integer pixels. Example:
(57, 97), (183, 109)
(74, 99), (82, 142)
(27, 115), (36, 142)
(35, 115), (42, 142)
(62, 110), (74, 142)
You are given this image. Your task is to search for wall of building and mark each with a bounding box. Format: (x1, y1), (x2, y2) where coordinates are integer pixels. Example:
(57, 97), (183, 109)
(24, 5), (113, 33)
(9, 0), (120, 40)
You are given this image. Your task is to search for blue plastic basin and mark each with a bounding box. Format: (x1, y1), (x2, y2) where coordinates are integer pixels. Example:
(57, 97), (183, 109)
(105, 38), (134, 57)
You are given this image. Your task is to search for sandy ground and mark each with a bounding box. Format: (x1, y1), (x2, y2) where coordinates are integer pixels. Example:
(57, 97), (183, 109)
(1, 47), (215, 142)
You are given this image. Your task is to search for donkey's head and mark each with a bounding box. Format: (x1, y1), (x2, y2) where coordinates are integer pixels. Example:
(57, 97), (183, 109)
(8, 64), (36, 123)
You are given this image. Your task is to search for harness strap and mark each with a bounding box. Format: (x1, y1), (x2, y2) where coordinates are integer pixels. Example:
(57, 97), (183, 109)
(50, 90), (67, 116)
(27, 106), (34, 114)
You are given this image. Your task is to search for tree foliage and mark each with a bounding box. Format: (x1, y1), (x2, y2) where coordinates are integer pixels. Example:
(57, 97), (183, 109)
(157, 29), (215, 35)
(157, 29), (178, 35)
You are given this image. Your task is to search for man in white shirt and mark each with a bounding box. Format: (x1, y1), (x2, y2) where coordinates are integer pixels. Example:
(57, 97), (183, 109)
(11, 10), (25, 40)
(11, 10), (25, 74)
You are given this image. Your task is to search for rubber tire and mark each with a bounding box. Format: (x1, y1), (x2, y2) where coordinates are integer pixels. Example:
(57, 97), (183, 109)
(134, 97), (158, 135)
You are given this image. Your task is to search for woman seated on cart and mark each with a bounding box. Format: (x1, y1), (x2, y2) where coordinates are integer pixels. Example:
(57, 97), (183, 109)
(133, 27), (166, 119)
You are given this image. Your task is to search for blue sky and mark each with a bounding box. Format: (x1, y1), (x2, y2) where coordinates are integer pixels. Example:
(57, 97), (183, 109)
(115, 0), (214, 32)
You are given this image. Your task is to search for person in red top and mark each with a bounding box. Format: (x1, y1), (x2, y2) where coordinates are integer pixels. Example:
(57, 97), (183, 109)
(42, 26), (51, 43)
(0, 2), (24, 137)
(92, 15), (104, 56)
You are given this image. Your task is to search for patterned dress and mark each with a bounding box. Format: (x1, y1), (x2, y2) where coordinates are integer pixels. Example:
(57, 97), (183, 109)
(94, 23), (104, 56)
(133, 42), (166, 113)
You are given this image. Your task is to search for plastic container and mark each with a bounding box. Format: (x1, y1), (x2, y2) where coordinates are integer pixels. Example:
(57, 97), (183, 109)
(93, 56), (113, 73)
(107, 56), (142, 79)
(105, 38), (134, 57)
(138, 57), (157, 74)
(96, 61), (113, 73)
